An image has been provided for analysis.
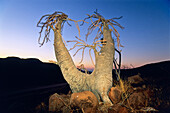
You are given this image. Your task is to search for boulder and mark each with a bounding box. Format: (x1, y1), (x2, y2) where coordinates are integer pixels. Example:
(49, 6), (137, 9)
(49, 93), (70, 112)
(128, 74), (144, 85)
(108, 104), (128, 113)
(143, 87), (154, 99)
(98, 102), (112, 113)
(70, 91), (99, 113)
(109, 87), (122, 104)
(35, 102), (47, 112)
(128, 92), (146, 109)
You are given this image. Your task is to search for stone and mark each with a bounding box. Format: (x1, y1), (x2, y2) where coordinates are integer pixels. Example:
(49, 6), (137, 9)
(109, 87), (122, 104)
(70, 91), (99, 113)
(108, 104), (128, 113)
(143, 88), (153, 99)
(128, 92), (146, 109)
(98, 102), (111, 113)
(35, 102), (47, 112)
(119, 107), (129, 113)
(128, 74), (144, 85)
(49, 93), (70, 112)
(62, 106), (71, 113)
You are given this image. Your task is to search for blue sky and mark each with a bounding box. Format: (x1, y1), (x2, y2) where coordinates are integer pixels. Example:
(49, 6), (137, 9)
(0, 0), (169, 69)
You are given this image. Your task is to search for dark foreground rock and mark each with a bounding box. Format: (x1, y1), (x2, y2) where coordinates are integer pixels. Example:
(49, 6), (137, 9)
(128, 74), (144, 85)
(108, 104), (128, 113)
(49, 93), (71, 112)
(128, 92), (146, 109)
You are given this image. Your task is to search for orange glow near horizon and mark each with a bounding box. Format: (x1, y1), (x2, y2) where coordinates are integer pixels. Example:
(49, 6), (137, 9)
(1, 55), (169, 71)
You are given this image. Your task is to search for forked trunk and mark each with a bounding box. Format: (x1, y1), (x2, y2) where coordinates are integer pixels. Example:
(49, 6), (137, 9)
(53, 20), (114, 104)
(38, 12), (120, 105)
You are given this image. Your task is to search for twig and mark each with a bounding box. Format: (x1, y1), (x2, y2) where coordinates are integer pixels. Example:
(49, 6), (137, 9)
(37, 12), (68, 46)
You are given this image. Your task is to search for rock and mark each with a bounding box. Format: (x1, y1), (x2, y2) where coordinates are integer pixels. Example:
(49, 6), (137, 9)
(70, 91), (99, 113)
(49, 93), (70, 112)
(62, 106), (71, 113)
(119, 107), (129, 113)
(108, 104), (128, 113)
(133, 86), (144, 92)
(35, 102), (47, 112)
(128, 92), (146, 109)
(60, 94), (71, 104)
(98, 102), (111, 113)
(128, 74), (144, 85)
(143, 87), (153, 99)
(109, 87), (122, 104)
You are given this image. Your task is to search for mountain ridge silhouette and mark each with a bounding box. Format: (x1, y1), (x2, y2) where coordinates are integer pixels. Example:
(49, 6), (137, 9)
(0, 56), (67, 95)
(0, 57), (169, 95)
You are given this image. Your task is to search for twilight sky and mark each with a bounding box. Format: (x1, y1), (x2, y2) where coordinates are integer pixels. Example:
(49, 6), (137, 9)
(0, 0), (169, 70)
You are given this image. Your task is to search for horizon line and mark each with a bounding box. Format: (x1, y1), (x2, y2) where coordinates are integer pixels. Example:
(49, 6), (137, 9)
(1, 56), (169, 71)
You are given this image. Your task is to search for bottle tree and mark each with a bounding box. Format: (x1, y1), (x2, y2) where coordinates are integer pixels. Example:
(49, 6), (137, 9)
(37, 11), (124, 104)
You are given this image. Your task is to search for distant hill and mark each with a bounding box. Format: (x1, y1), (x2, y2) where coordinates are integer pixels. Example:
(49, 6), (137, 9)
(116, 60), (170, 88)
(120, 60), (170, 77)
(0, 57), (67, 95)
(0, 57), (169, 95)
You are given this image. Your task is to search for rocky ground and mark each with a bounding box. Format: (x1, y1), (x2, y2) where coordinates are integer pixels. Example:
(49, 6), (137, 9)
(1, 73), (169, 113)
(35, 74), (168, 113)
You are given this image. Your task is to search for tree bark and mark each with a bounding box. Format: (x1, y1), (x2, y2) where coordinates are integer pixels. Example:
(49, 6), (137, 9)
(37, 12), (121, 105)
(94, 23), (115, 104)
(53, 21), (88, 93)
(53, 20), (114, 104)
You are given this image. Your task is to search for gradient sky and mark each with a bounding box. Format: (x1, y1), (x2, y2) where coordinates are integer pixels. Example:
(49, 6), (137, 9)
(0, 0), (169, 70)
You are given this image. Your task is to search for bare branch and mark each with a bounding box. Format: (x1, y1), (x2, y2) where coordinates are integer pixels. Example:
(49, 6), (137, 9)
(114, 48), (122, 81)
(89, 48), (95, 66)
(66, 21), (72, 26)
(111, 16), (123, 20)
(79, 48), (85, 64)
(73, 47), (84, 57)
(81, 11), (124, 49)
(109, 19), (124, 29)
(68, 18), (88, 37)
(37, 12), (68, 46)
(75, 36), (86, 44)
